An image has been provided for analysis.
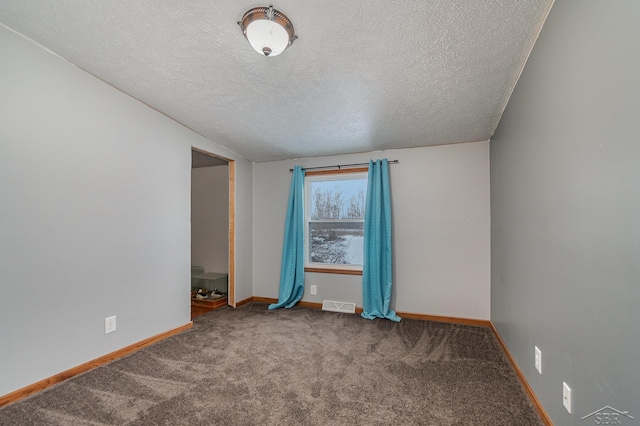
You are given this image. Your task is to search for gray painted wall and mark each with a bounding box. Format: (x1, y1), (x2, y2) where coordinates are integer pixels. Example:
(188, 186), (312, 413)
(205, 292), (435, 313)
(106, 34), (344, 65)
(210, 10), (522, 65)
(0, 25), (252, 396)
(191, 165), (229, 275)
(491, 1), (640, 424)
(253, 142), (491, 320)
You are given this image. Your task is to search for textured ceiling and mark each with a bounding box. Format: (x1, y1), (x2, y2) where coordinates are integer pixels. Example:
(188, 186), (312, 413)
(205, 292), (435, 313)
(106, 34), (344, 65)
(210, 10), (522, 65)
(0, 1), (553, 162)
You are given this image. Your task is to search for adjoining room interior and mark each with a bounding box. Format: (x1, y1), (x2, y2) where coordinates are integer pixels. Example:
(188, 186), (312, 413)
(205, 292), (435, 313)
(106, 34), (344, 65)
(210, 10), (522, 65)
(190, 149), (232, 318)
(1, 1), (638, 425)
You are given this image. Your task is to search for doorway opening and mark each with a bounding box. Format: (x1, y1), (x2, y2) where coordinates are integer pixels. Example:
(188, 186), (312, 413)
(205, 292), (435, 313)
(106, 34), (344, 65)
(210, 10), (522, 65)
(190, 148), (236, 318)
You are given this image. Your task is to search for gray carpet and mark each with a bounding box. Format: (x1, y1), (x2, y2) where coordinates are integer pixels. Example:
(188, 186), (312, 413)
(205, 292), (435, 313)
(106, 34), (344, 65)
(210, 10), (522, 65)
(0, 302), (543, 425)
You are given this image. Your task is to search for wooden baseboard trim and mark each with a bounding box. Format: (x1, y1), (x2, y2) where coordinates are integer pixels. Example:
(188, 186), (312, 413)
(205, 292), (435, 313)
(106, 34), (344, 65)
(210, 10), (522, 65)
(297, 300), (321, 309)
(490, 322), (552, 426)
(250, 297), (488, 326)
(252, 298), (327, 310)
(235, 296), (254, 308)
(251, 296), (276, 305)
(396, 311), (491, 327)
(0, 322), (193, 409)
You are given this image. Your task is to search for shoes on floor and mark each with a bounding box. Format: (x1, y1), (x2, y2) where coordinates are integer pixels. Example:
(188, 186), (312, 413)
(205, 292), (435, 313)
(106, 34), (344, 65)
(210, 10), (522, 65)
(195, 288), (211, 299)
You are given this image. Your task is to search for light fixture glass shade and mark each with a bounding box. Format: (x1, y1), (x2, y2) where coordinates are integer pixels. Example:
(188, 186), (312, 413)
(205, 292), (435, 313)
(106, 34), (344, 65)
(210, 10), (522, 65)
(239, 5), (297, 57)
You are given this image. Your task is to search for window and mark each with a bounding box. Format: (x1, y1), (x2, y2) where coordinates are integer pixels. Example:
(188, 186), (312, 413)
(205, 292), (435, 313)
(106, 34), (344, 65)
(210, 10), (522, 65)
(304, 169), (368, 274)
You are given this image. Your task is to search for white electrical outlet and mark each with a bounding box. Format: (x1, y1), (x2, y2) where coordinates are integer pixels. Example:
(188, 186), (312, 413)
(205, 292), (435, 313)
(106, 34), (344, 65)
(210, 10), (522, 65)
(563, 382), (572, 414)
(535, 346), (542, 374)
(105, 315), (117, 334)
(310, 285), (317, 295)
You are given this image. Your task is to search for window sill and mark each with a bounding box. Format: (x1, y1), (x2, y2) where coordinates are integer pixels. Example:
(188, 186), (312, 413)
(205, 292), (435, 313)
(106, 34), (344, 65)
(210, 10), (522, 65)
(304, 267), (362, 276)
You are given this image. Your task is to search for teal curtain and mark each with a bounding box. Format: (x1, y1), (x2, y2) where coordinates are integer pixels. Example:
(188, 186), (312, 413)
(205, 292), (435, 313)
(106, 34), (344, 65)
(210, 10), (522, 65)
(269, 166), (305, 310)
(361, 159), (401, 322)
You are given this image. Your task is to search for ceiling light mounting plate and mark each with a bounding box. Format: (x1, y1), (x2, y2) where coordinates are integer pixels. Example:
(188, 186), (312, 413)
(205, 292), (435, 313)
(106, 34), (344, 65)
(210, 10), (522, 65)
(238, 4), (297, 57)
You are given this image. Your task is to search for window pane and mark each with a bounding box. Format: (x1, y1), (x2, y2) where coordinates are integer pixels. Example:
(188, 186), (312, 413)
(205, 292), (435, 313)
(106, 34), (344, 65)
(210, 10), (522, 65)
(309, 222), (364, 265)
(310, 178), (367, 220)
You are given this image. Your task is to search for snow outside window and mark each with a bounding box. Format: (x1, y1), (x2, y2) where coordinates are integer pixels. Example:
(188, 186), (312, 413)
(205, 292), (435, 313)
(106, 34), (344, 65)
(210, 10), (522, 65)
(304, 171), (367, 273)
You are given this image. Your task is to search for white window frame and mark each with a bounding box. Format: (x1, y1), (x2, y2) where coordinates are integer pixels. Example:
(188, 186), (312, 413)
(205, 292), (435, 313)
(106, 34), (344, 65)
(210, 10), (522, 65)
(304, 169), (368, 275)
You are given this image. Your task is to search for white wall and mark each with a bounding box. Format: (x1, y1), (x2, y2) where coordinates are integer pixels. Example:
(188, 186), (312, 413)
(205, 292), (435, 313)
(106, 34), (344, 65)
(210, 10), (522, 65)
(191, 165), (229, 275)
(0, 25), (252, 396)
(253, 141), (490, 320)
(491, 1), (640, 423)
(231, 159), (253, 305)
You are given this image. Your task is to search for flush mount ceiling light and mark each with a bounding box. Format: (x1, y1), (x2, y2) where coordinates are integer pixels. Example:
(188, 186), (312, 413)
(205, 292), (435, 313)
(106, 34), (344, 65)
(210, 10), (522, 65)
(238, 5), (297, 57)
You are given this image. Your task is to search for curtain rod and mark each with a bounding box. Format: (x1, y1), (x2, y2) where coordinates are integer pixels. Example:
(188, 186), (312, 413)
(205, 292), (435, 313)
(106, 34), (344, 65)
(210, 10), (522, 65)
(289, 160), (399, 172)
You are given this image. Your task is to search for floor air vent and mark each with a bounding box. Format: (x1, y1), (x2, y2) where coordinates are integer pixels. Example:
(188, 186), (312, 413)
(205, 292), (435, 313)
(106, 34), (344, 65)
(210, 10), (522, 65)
(321, 300), (356, 314)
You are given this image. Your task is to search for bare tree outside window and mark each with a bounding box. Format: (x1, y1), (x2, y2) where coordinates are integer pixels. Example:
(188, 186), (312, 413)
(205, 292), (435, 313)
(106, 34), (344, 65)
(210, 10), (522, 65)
(308, 177), (367, 266)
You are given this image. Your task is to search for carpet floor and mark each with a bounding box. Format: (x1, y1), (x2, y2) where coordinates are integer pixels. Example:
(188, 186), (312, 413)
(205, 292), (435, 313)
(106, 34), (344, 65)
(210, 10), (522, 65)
(0, 302), (543, 425)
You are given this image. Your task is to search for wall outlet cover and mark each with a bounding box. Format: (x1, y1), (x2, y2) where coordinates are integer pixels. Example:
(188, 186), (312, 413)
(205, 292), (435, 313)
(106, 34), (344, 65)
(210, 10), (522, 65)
(535, 346), (542, 374)
(105, 315), (117, 334)
(563, 382), (572, 414)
